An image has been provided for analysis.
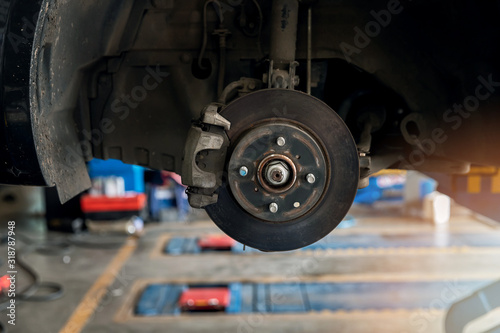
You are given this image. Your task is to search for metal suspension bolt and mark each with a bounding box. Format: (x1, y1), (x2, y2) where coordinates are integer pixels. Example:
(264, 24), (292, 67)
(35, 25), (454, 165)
(269, 203), (279, 214)
(306, 173), (316, 184)
(239, 166), (249, 177)
(277, 137), (286, 147)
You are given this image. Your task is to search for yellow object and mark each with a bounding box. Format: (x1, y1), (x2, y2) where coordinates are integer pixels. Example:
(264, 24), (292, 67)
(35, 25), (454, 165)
(371, 169), (407, 177)
(467, 175), (482, 193)
(492, 170), (500, 194)
(468, 166), (498, 175)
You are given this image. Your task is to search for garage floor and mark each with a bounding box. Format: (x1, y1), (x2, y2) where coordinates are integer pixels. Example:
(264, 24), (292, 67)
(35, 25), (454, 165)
(2, 203), (500, 333)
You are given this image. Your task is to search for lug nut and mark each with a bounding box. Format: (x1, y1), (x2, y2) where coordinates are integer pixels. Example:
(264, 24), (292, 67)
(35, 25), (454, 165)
(239, 166), (249, 177)
(306, 173), (316, 184)
(269, 203), (279, 213)
(265, 161), (290, 186)
(276, 137), (286, 147)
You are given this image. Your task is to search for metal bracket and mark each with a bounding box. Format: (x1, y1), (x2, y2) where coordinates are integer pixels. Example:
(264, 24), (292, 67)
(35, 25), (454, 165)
(267, 60), (300, 89)
(181, 104), (231, 208)
(202, 104), (231, 131)
(358, 152), (371, 189)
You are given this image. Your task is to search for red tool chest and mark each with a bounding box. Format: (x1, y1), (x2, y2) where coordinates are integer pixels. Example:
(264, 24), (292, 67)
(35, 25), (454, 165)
(80, 193), (146, 220)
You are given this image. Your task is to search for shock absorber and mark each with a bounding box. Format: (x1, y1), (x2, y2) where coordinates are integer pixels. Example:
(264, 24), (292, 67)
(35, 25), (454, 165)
(268, 0), (300, 89)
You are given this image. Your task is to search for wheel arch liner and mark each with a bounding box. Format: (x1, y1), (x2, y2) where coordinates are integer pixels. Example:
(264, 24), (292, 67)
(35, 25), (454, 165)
(29, 0), (136, 202)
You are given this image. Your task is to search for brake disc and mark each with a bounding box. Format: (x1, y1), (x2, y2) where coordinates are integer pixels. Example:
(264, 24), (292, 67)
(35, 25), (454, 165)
(205, 89), (359, 251)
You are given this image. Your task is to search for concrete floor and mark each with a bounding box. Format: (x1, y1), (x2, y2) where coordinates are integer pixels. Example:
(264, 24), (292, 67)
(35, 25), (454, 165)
(1, 203), (500, 333)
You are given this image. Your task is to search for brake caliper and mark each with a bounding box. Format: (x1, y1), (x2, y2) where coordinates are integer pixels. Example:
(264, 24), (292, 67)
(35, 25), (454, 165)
(181, 104), (231, 208)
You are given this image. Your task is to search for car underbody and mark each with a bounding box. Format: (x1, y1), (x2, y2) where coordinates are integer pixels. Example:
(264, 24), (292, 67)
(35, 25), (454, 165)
(2, 0), (500, 251)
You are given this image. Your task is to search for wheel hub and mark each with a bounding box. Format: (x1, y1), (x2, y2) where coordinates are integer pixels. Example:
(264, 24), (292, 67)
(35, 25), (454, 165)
(228, 122), (327, 222)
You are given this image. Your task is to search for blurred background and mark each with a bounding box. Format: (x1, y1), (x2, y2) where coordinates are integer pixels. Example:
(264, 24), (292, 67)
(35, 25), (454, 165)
(1, 160), (500, 333)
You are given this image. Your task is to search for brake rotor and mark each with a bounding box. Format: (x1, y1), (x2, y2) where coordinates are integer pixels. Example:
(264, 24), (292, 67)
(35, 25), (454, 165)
(205, 89), (359, 251)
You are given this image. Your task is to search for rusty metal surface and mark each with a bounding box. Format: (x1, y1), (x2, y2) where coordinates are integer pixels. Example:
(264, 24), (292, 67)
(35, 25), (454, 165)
(205, 89), (359, 251)
(228, 122), (327, 222)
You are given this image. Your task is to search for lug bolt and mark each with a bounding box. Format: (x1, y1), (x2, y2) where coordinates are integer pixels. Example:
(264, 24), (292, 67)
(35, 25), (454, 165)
(294, 202), (300, 208)
(277, 137), (286, 147)
(269, 203), (279, 213)
(306, 173), (316, 184)
(239, 166), (249, 177)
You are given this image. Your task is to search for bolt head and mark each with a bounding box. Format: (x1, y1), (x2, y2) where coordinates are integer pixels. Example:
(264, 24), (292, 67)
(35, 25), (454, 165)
(239, 166), (249, 177)
(306, 173), (316, 184)
(294, 202), (300, 208)
(277, 137), (286, 147)
(269, 203), (279, 213)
